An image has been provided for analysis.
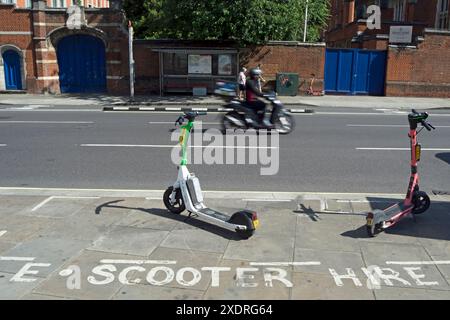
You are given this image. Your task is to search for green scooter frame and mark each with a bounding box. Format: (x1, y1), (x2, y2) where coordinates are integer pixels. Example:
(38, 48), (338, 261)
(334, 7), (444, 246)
(163, 111), (259, 239)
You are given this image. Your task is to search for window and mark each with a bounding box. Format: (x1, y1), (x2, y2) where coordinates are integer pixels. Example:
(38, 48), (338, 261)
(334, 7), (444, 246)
(436, 0), (449, 29)
(26, 0), (32, 7)
(393, 0), (406, 22)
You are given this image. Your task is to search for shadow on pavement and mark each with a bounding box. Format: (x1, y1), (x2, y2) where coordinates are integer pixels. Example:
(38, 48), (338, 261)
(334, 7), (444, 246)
(436, 152), (450, 166)
(95, 199), (243, 241)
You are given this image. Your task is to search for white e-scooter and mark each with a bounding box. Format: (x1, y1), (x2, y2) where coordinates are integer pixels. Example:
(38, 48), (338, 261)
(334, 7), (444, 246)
(163, 111), (259, 239)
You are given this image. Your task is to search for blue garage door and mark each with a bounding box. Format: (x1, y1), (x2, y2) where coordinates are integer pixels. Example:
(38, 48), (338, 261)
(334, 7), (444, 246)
(57, 35), (106, 93)
(2, 50), (22, 90)
(325, 48), (387, 96)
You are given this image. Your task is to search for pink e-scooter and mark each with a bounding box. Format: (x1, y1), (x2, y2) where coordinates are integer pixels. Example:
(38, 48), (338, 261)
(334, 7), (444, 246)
(366, 109), (436, 237)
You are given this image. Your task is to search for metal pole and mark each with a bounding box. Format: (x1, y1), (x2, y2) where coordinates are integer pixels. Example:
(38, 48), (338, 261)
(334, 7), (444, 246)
(303, 0), (309, 42)
(128, 20), (135, 101)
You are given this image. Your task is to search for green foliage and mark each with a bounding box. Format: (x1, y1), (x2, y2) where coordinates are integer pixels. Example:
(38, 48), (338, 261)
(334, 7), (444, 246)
(124, 0), (330, 44)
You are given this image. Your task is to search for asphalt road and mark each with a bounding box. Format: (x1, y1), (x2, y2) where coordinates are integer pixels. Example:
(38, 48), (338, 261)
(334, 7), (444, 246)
(0, 106), (449, 193)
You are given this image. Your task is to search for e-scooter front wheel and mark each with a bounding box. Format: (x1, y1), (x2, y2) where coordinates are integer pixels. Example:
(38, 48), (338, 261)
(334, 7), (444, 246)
(412, 191), (430, 214)
(163, 186), (185, 214)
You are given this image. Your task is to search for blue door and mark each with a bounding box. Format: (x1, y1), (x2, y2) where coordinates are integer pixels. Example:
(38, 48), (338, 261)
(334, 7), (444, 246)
(57, 35), (106, 93)
(325, 48), (387, 96)
(3, 50), (22, 90)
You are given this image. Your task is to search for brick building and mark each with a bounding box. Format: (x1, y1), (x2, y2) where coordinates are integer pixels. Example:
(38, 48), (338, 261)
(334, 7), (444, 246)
(0, 0), (128, 93)
(324, 0), (450, 97)
(326, 0), (450, 49)
(1, 0), (109, 9)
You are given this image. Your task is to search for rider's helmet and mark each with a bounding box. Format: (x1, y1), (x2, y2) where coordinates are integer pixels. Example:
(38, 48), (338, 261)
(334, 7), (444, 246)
(249, 68), (262, 79)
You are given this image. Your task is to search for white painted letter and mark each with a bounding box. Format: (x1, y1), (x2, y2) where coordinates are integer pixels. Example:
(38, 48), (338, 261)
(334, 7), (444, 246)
(329, 268), (363, 287)
(146, 266), (174, 286)
(236, 267), (259, 288)
(263, 268), (293, 287)
(10, 263), (51, 282)
(176, 267), (202, 287)
(201, 267), (231, 287)
(119, 266), (145, 285)
(404, 267), (439, 286)
(88, 264), (116, 285)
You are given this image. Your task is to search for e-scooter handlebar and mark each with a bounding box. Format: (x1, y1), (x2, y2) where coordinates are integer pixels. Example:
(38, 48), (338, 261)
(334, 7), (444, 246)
(409, 109), (435, 131)
(174, 111), (207, 126)
(421, 120), (435, 131)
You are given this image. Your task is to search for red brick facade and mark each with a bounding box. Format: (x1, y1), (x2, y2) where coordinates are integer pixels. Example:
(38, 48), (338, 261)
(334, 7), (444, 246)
(0, 0), (128, 93)
(386, 30), (450, 97)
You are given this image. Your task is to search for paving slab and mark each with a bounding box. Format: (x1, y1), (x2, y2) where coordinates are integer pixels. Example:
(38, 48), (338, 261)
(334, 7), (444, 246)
(0, 196), (47, 217)
(0, 214), (55, 243)
(20, 293), (73, 300)
(224, 232), (295, 262)
(0, 271), (45, 300)
(159, 223), (230, 254)
(0, 236), (89, 278)
(88, 226), (169, 256)
(115, 207), (186, 232)
(32, 250), (145, 300)
(147, 247), (222, 291)
(204, 259), (291, 300)
(360, 242), (450, 290)
(0, 240), (18, 255)
(113, 284), (204, 300)
(374, 286), (450, 300)
(26, 197), (99, 218)
(290, 272), (375, 300)
(293, 248), (366, 275)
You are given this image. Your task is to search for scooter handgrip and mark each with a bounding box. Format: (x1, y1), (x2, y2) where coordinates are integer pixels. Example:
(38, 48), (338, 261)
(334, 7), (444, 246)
(422, 121), (433, 131)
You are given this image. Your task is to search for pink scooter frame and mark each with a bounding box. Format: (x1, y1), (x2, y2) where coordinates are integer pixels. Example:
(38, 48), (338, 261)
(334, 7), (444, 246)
(366, 110), (435, 237)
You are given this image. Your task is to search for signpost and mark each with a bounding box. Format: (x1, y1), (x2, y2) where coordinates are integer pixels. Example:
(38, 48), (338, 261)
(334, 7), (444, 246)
(128, 21), (135, 101)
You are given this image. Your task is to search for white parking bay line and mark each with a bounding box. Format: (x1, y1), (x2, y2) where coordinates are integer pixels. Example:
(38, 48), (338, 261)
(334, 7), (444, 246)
(250, 261), (321, 266)
(0, 144), (6, 147)
(0, 121), (94, 124)
(148, 121), (220, 125)
(386, 260), (450, 265)
(80, 144), (277, 149)
(99, 259), (177, 265)
(31, 195), (100, 212)
(356, 148), (450, 151)
(0, 230), (7, 238)
(348, 124), (450, 128)
(0, 256), (35, 261)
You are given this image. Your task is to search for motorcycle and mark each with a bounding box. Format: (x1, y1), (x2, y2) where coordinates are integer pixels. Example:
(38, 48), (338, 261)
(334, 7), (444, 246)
(221, 93), (295, 134)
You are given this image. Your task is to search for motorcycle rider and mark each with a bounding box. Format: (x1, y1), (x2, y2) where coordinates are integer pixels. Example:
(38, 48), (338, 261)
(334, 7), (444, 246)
(245, 68), (273, 128)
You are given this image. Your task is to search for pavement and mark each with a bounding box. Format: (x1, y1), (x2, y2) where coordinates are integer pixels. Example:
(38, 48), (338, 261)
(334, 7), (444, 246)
(0, 188), (449, 300)
(1, 93), (449, 110)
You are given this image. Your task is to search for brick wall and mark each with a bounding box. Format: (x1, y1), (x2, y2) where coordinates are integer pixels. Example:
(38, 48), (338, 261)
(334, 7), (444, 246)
(240, 42), (325, 94)
(386, 30), (450, 97)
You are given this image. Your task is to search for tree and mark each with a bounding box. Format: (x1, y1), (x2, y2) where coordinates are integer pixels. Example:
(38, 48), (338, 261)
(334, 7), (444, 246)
(124, 0), (330, 44)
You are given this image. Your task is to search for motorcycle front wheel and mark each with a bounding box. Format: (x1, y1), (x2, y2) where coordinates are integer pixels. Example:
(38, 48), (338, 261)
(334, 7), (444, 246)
(274, 113), (295, 134)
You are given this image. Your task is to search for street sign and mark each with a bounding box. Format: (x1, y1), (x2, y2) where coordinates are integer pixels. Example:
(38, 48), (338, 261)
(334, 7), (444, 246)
(389, 26), (413, 43)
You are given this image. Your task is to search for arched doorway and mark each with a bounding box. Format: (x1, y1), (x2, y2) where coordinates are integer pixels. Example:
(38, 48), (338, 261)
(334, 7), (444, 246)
(57, 34), (106, 93)
(2, 50), (22, 90)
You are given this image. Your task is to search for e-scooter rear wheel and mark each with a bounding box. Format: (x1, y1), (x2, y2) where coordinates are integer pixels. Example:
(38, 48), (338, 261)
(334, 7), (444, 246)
(366, 212), (381, 237)
(163, 186), (185, 214)
(412, 191), (430, 214)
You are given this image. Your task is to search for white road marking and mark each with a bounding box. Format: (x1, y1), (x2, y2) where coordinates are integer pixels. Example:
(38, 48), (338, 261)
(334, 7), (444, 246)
(0, 121), (94, 124)
(348, 124), (450, 128)
(0, 256), (35, 261)
(357, 148), (450, 151)
(99, 259), (177, 265)
(337, 200), (393, 203)
(31, 196), (100, 211)
(0, 109), (100, 112)
(145, 197), (162, 200)
(0, 230), (7, 238)
(148, 121), (220, 125)
(0, 144), (6, 147)
(242, 199), (292, 202)
(80, 144), (278, 149)
(250, 262), (321, 266)
(31, 196), (54, 212)
(316, 112), (450, 116)
(386, 261), (450, 265)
